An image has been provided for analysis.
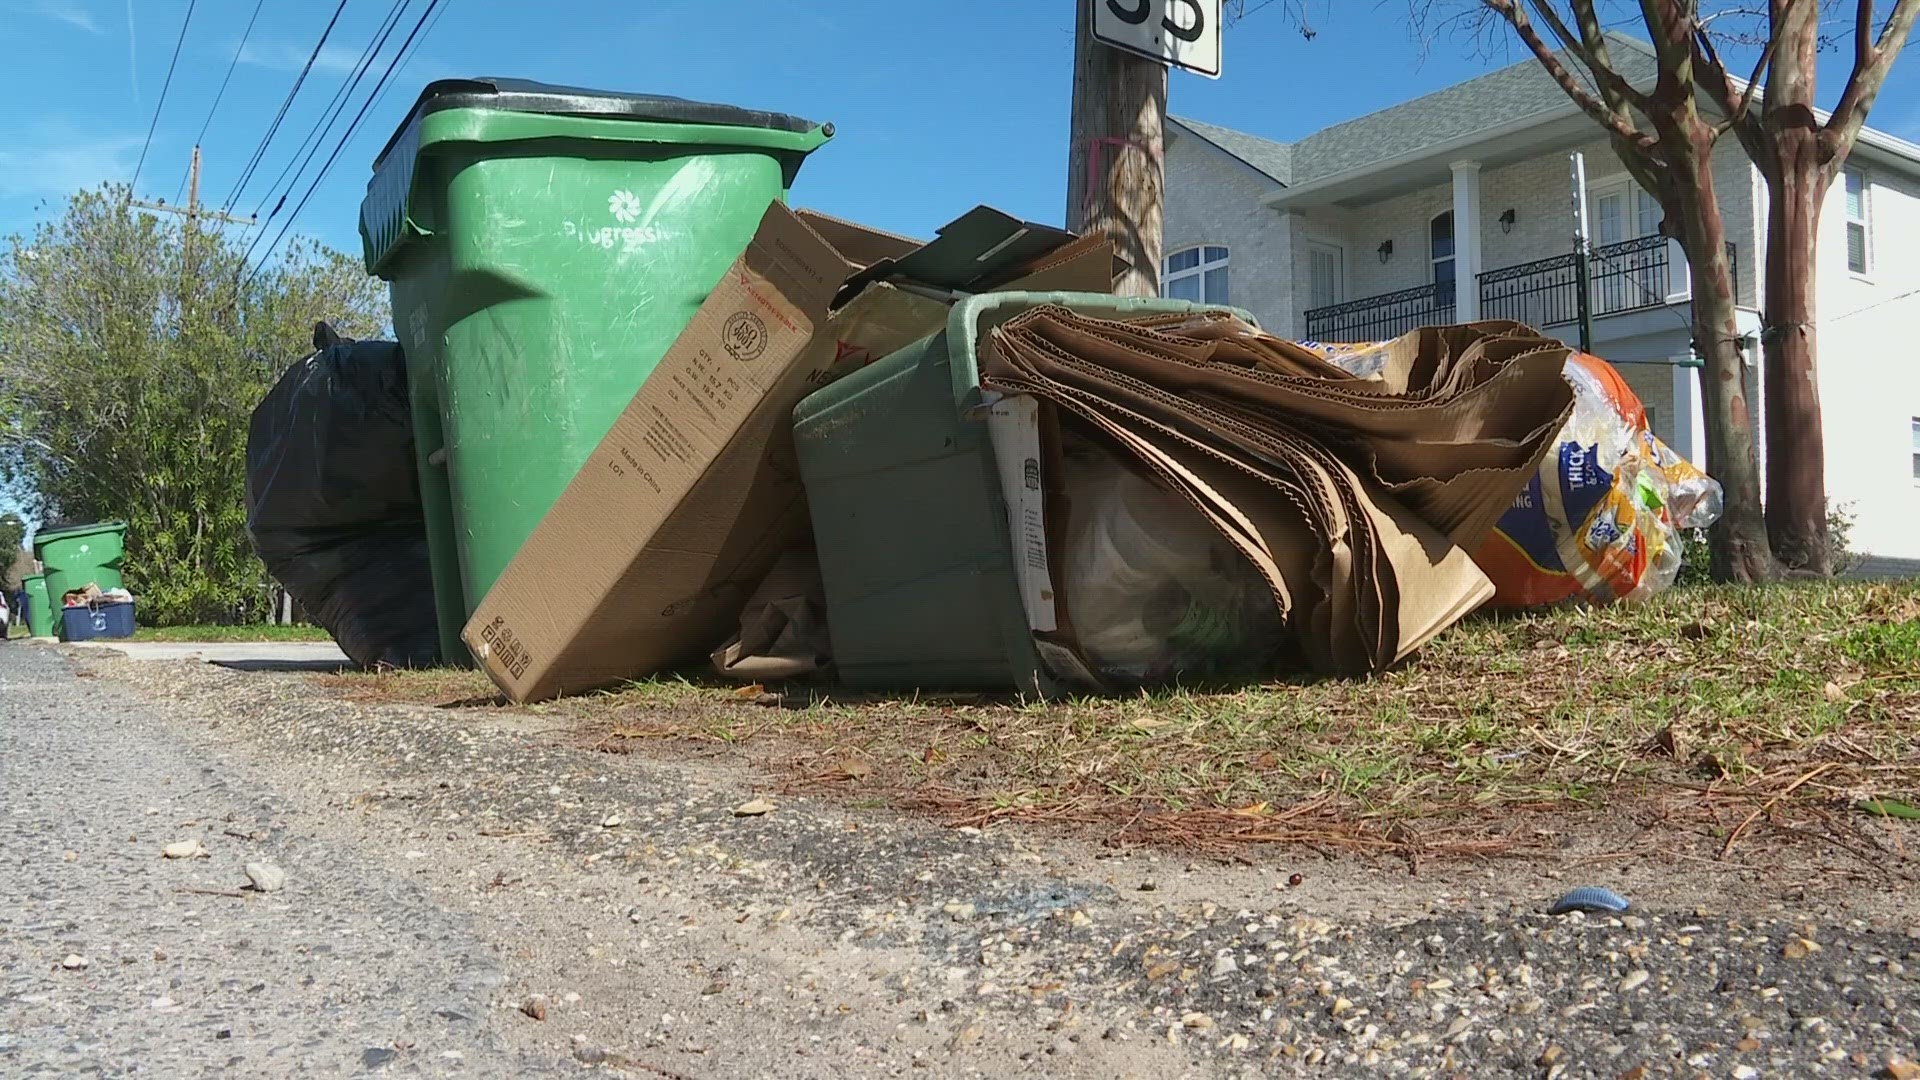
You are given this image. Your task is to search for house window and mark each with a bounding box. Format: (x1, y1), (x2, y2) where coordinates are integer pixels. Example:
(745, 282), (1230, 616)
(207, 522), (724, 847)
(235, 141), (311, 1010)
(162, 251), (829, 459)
(1635, 187), (1661, 239)
(1589, 182), (1671, 310)
(1163, 245), (1229, 304)
(1911, 417), (1920, 481)
(1307, 243), (1344, 310)
(1590, 184), (1661, 246)
(1846, 170), (1870, 275)
(1430, 211), (1456, 306)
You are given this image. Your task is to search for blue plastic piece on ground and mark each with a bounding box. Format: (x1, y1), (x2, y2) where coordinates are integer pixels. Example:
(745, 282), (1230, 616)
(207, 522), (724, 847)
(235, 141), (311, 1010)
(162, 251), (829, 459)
(1548, 886), (1631, 916)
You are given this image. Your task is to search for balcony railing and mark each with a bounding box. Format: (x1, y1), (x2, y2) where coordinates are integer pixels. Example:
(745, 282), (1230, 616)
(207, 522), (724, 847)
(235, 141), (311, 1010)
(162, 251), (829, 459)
(1302, 282), (1455, 342)
(1304, 236), (1738, 343)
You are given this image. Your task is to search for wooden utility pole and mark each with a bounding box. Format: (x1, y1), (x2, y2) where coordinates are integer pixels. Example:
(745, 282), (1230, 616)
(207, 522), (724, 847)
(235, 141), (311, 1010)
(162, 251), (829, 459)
(130, 146), (255, 313)
(1067, 0), (1168, 299)
(130, 147), (257, 231)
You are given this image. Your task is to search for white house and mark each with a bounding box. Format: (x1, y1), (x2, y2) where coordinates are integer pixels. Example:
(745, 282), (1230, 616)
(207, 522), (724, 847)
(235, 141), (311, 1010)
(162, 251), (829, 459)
(1164, 33), (1920, 564)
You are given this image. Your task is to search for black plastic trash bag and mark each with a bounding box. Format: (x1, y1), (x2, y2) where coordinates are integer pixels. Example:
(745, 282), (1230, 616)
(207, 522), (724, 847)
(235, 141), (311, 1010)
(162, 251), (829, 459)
(245, 324), (439, 668)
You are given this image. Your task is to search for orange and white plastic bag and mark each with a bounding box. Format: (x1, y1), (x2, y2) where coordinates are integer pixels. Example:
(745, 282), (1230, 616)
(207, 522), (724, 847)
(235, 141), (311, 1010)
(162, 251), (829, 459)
(1468, 352), (1723, 608)
(1298, 337), (1724, 609)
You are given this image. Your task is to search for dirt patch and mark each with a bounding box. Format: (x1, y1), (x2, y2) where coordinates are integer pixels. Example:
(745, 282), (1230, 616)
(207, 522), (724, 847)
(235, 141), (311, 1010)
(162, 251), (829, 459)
(313, 582), (1920, 875)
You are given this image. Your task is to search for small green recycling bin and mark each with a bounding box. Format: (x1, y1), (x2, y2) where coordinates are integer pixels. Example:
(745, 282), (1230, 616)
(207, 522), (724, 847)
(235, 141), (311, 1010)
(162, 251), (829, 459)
(23, 574), (53, 639)
(34, 521), (127, 610)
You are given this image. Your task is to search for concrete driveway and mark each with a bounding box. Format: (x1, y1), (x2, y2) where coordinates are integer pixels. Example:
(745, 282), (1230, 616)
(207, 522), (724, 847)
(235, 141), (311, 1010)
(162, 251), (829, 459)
(62, 639), (350, 672)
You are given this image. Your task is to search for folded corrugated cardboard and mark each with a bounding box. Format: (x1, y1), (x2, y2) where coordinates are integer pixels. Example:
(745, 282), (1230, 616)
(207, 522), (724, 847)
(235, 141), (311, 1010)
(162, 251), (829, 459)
(980, 309), (1573, 678)
(466, 204), (1118, 703)
(996, 311), (1574, 545)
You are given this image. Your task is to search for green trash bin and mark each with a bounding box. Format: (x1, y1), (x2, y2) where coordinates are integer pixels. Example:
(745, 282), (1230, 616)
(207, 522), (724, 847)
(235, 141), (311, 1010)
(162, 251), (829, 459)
(361, 78), (832, 659)
(22, 574), (53, 639)
(793, 293), (1255, 696)
(34, 521), (127, 611)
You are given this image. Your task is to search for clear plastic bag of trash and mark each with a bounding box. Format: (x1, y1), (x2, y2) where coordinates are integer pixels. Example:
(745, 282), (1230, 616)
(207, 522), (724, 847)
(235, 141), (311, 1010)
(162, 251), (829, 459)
(1467, 352), (1724, 607)
(1055, 439), (1284, 685)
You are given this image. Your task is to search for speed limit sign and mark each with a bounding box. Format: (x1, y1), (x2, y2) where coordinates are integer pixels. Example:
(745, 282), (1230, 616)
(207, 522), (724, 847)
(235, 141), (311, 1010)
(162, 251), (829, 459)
(1091, 0), (1223, 79)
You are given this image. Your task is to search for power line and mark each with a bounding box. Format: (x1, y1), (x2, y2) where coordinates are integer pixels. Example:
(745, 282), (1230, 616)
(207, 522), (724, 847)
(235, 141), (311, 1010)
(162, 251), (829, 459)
(221, 0), (352, 213)
(1827, 285), (1920, 324)
(1748, 284), (1920, 343)
(252, 0), (411, 221)
(245, 0), (447, 277)
(254, 0), (409, 215)
(244, 0), (413, 262)
(176, 0), (270, 205)
(129, 0), (199, 195)
(364, 0), (449, 122)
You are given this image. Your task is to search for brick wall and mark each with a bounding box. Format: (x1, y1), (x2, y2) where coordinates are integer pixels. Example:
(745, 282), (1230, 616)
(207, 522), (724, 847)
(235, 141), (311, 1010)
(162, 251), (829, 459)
(1163, 131), (1292, 333)
(1342, 186), (1453, 304)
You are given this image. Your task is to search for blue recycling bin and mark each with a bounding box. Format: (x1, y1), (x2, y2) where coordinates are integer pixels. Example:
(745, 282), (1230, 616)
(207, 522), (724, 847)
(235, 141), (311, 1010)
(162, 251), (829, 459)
(61, 601), (135, 642)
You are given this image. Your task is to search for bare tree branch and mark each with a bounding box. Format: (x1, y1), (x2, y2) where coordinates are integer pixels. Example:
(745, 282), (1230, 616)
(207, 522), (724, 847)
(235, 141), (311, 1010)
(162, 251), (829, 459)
(1521, 0), (1657, 114)
(1484, 0), (1655, 149)
(1692, 23), (1771, 154)
(1734, 32), (1777, 122)
(1637, 0), (1699, 97)
(1823, 0), (1920, 170)
(1692, 26), (1746, 117)
(1225, 0), (1322, 37)
(1570, 0), (1630, 112)
(1857, 0), (1876, 72)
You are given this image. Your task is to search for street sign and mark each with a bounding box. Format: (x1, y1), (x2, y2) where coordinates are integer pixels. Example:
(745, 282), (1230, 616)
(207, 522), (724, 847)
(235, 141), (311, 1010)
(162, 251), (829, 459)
(1091, 0), (1223, 79)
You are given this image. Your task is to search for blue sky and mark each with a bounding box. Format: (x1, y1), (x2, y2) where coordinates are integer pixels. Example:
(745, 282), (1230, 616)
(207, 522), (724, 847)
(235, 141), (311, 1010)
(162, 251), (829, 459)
(5, 1), (1920, 256)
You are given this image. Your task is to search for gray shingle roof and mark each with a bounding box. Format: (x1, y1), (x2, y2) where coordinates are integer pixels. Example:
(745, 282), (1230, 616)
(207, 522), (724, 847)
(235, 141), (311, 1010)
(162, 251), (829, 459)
(1168, 116), (1293, 184)
(1292, 33), (1660, 180)
(1171, 32), (1665, 187)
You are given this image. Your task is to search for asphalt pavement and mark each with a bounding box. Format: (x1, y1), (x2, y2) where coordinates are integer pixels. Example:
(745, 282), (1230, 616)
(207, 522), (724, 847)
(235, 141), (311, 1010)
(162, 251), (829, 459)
(0, 644), (560, 1076)
(2, 643), (1917, 1078)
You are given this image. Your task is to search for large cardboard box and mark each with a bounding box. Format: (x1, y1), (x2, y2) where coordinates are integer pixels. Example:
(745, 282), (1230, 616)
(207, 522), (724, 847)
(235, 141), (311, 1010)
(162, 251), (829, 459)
(465, 202), (1119, 702)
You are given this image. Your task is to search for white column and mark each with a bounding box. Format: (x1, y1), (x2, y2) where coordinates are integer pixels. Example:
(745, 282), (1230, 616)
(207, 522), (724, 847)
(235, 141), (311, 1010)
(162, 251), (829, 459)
(1672, 360), (1707, 465)
(1279, 209), (1307, 338)
(1749, 335), (1767, 496)
(1450, 161), (1483, 321)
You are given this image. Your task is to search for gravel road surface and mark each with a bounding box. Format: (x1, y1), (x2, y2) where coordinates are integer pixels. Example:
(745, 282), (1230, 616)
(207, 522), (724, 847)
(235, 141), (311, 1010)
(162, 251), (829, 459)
(3, 643), (1917, 1078)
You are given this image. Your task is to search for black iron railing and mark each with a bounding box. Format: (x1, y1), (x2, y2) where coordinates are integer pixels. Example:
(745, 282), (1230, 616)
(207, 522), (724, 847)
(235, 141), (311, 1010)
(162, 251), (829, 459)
(1303, 282), (1455, 342)
(1305, 237), (1739, 342)
(1477, 250), (1582, 328)
(1585, 234), (1680, 317)
(1481, 235), (1742, 327)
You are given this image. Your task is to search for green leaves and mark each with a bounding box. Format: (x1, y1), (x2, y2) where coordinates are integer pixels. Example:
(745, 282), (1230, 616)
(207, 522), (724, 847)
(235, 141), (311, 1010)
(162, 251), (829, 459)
(0, 183), (389, 623)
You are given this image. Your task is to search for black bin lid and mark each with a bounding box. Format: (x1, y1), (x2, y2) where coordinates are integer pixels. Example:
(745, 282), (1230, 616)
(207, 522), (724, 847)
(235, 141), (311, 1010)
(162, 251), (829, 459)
(376, 77), (824, 166)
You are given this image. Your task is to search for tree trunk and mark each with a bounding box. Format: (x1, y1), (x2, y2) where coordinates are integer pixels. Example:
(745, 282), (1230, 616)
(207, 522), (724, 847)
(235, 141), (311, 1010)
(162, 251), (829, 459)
(1760, 149), (1830, 574)
(1672, 153), (1776, 583)
(1749, 0), (1832, 577)
(1067, 0), (1167, 299)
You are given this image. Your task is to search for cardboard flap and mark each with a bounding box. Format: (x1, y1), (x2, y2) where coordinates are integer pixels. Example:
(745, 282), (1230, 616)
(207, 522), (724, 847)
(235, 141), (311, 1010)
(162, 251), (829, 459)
(1008, 232), (1132, 289)
(744, 206), (854, 317)
(833, 206), (1079, 307)
(794, 209), (922, 271)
